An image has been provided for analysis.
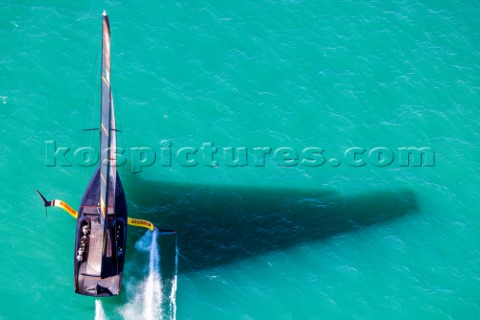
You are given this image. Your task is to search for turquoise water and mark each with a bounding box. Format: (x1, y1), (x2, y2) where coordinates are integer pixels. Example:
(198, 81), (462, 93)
(1, 1), (479, 319)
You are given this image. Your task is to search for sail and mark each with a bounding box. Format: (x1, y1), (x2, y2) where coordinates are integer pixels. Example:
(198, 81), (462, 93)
(99, 11), (117, 224)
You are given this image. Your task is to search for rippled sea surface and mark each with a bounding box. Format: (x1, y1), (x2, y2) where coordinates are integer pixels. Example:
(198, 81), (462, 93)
(1, 1), (479, 319)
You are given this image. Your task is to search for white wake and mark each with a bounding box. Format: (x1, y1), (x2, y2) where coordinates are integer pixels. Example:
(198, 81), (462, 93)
(169, 243), (179, 320)
(120, 229), (178, 320)
(95, 299), (108, 320)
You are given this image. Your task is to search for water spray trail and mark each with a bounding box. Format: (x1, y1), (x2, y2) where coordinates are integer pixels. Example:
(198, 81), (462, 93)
(169, 239), (179, 320)
(120, 229), (163, 320)
(95, 299), (108, 320)
(143, 228), (163, 320)
(120, 229), (178, 320)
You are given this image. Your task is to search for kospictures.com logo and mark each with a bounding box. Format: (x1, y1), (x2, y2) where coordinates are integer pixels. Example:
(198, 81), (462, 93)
(45, 140), (435, 173)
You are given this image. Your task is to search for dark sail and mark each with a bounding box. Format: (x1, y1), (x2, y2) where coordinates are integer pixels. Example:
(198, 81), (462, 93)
(100, 10), (116, 225)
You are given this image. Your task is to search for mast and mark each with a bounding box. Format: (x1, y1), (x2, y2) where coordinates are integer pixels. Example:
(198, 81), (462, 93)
(99, 11), (117, 224)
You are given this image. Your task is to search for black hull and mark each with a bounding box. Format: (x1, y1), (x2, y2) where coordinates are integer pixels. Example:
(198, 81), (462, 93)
(73, 167), (127, 296)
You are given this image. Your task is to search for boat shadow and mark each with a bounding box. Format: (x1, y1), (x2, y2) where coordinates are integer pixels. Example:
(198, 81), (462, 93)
(124, 178), (419, 272)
